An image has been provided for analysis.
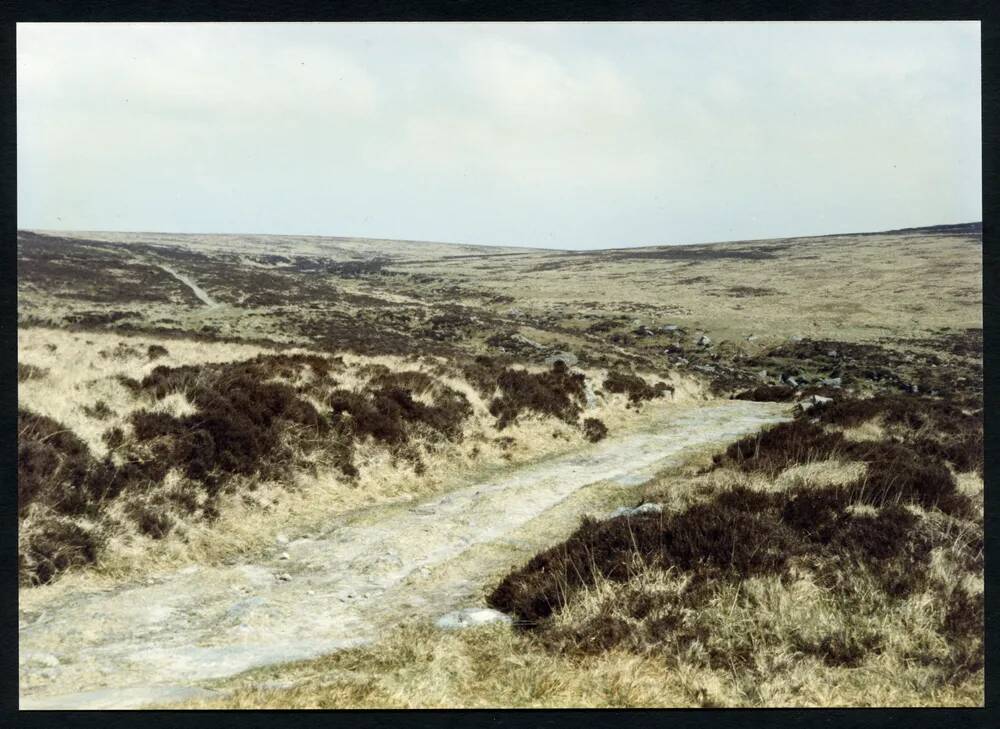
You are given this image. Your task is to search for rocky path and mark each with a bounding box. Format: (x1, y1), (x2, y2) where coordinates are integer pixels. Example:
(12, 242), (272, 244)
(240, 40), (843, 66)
(19, 400), (788, 709)
(153, 263), (219, 307)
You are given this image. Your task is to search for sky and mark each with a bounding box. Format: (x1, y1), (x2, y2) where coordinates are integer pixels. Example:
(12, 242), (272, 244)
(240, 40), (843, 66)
(17, 22), (982, 250)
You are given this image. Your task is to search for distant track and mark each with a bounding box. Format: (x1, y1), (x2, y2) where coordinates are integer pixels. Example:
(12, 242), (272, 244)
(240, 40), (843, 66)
(19, 400), (789, 710)
(153, 263), (219, 307)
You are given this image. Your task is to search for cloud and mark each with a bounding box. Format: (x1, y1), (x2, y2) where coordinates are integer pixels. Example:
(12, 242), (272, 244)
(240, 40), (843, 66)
(16, 22), (982, 248)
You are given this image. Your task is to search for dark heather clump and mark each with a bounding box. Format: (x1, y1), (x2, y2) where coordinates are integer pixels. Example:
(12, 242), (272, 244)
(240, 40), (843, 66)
(18, 508), (103, 587)
(18, 362), (48, 382)
(82, 400), (114, 420)
(582, 418), (609, 443)
(733, 384), (797, 402)
(464, 357), (586, 429)
(17, 409), (94, 518)
(603, 371), (671, 405)
(717, 419), (846, 476)
(147, 344), (169, 360)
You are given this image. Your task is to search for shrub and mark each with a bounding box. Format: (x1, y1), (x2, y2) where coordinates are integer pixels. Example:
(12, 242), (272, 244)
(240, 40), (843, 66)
(17, 362), (48, 382)
(733, 385), (796, 402)
(718, 420), (845, 476)
(147, 344), (169, 360)
(603, 371), (671, 404)
(18, 508), (103, 586)
(466, 358), (586, 429)
(17, 409), (93, 517)
(82, 400), (114, 420)
(582, 418), (608, 443)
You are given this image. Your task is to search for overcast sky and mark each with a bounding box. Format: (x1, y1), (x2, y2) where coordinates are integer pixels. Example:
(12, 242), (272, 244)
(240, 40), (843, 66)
(17, 22), (981, 250)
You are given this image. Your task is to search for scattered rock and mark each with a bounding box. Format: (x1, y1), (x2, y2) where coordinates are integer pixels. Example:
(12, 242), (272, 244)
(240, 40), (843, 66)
(544, 351), (578, 368)
(758, 369), (769, 381)
(821, 377), (842, 388)
(435, 608), (512, 630)
(279, 552), (290, 561)
(696, 334), (712, 347)
(633, 325), (655, 337)
(511, 333), (544, 350)
(827, 350), (838, 358)
(507, 308), (524, 318)
(610, 502), (663, 518)
(583, 381), (599, 409)
(662, 324), (680, 333)
(797, 394), (833, 411)
(275, 573), (292, 582)
(745, 334), (758, 343)
(275, 534), (289, 545)
(789, 334), (804, 342)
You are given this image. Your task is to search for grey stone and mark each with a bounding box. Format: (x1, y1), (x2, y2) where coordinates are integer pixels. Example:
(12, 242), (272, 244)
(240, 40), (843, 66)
(821, 377), (842, 388)
(610, 502), (663, 518)
(435, 608), (512, 630)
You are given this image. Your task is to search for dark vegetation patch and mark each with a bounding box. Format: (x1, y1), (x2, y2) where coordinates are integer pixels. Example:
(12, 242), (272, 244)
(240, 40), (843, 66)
(464, 357), (586, 430)
(18, 409), (93, 519)
(582, 418), (608, 443)
(147, 344), (169, 360)
(595, 242), (792, 264)
(603, 371), (672, 405)
(18, 362), (48, 382)
(65, 310), (142, 328)
(732, 385), (796, 402)
(82, 400), (114, 420)
(724, 285), (778, 297)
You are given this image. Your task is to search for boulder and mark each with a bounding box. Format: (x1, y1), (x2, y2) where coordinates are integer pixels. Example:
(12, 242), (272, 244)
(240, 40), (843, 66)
(611, 502), (664, 518)
(696, 334), (712, 347)
(435, 608), (512, 630)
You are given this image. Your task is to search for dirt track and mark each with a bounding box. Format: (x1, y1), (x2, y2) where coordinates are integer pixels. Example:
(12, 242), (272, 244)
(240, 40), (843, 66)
(19, 400), (788, 709)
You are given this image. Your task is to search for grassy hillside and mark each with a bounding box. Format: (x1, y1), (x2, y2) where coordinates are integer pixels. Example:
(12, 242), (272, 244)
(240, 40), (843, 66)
(17, 224), (982, 707)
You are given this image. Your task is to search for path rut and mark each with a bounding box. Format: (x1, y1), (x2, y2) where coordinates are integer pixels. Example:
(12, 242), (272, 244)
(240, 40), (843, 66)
(19, 400), (788, 709)
(153, 263), (219, 307)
